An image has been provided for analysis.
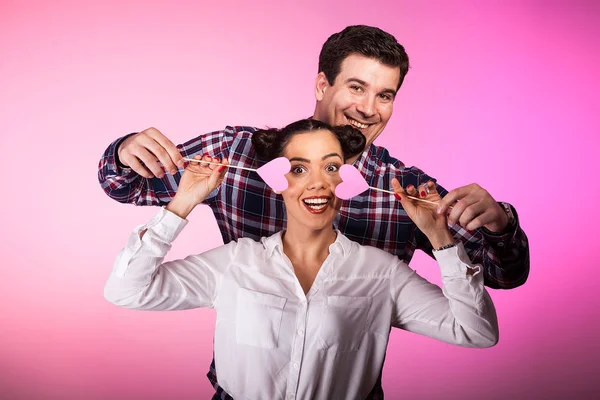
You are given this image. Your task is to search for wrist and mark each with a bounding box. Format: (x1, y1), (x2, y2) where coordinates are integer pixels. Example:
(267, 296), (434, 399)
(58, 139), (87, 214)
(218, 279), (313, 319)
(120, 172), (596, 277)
(426, 229), (455, 250)
(166, 195), (196, 219)
(483, 202), (516, 233)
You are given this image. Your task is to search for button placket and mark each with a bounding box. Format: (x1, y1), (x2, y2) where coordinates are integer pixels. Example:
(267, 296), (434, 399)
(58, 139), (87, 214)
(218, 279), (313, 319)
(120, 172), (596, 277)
(286, 299), (308, 398)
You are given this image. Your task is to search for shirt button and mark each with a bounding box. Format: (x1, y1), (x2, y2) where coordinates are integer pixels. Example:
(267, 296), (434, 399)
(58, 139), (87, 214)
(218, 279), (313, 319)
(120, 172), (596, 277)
(288, 394), (294, 400)
(297, 329), (304, 336)
(497, 242), (505, 247)
(293, 363), (299, 369)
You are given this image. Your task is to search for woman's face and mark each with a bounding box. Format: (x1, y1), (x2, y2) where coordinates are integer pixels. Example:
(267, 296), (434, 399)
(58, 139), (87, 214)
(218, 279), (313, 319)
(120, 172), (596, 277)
(281, 129), (344, 232)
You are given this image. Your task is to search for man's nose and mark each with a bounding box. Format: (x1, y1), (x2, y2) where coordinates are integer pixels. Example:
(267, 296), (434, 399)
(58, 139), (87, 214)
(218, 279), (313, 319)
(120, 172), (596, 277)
(356, 95), (376, 118)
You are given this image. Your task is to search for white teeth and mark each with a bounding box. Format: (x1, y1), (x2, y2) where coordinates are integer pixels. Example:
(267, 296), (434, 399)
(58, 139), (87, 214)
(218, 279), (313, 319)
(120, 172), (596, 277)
(303, 198), (329, 210)
(303, 198), (328, 205)
(348, 118), (369, 129)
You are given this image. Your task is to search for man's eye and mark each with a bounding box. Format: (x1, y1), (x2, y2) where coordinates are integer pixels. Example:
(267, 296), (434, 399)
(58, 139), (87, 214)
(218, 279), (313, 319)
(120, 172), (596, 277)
(350, 85), (363, 93)
(379, 93), (392, 101)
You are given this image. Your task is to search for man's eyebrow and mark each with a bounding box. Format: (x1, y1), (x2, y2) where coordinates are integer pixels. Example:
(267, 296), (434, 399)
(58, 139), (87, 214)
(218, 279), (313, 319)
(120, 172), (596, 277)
(345, 78), (397, 97)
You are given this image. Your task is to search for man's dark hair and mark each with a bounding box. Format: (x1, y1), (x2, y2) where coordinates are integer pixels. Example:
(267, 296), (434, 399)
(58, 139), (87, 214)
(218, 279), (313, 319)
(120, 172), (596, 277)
(318, 25), (410, 90)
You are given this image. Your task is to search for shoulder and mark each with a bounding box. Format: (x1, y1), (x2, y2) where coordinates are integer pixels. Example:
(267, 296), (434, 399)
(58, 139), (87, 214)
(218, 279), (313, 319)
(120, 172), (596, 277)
(338, 233), (401, 273)
(367, 143), (438, 186)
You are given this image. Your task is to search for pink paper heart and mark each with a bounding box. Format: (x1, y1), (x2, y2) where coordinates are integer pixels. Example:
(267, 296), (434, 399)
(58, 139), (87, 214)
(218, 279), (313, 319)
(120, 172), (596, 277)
(256, 157), (291, 192)
(335, 164), (369, 200)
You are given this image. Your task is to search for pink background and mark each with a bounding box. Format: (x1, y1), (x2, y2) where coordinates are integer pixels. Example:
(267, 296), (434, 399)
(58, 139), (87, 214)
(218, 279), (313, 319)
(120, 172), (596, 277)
(1, 0), (598, 399)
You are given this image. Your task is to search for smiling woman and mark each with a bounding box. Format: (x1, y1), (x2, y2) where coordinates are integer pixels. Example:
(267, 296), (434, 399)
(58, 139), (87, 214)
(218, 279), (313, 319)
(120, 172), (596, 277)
(104, 118), (499, 399)
(252, 119), (365, 233)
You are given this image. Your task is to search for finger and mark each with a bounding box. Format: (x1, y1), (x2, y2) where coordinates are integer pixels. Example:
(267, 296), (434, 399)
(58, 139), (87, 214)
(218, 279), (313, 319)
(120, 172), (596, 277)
(208, 158), (229, 188)
(447, 196), (479, 226)
(458, 204), (486, 228)
(465, 211), (495, 231)
(133, 147), (164, 178)
(217, 158), (228, 174)
(391, 178), (405, 197)
(437, 185), (472, 215)
(184, 154), (204, 171)
(417, 184), (429, 199)
(405, 184), (417, 197)
(147, 129), (184, 169)
(201, 155), (213, 168)
(425, 180), (438, 196)
(391, 178), (417, 214)
(142, 137), (179, 175)
(124, 154), (154, 178)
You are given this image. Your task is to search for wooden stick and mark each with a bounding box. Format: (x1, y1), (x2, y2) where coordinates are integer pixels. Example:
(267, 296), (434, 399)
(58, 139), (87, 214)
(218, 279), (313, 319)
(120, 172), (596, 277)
(182, 157), (256, 172)
(369, 186), (452, 208)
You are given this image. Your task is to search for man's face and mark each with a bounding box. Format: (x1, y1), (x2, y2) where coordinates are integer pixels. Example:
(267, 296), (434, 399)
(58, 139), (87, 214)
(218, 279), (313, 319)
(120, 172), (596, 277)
(314, 54), (401, 149)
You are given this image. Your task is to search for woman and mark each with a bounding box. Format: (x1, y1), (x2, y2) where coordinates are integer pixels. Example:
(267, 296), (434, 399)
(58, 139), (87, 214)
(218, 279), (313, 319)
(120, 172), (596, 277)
(104, 119), (498, 400)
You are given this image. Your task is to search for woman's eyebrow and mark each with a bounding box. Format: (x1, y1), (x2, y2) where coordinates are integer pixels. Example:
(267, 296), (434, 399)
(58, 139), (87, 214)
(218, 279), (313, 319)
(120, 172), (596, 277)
(289, 153), (342, 163)
(289, 157), (310, 163)
(322, 153), (342, 161)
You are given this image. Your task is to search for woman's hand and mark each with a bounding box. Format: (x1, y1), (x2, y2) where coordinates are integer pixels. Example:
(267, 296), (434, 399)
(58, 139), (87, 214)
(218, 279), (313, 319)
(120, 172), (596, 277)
(166, 155), (229, 219)
(391, 178), (454, 249)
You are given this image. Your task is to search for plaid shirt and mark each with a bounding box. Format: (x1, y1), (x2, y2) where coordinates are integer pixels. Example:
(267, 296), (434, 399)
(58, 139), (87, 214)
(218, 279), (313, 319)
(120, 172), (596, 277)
(99, 125), (529, 399)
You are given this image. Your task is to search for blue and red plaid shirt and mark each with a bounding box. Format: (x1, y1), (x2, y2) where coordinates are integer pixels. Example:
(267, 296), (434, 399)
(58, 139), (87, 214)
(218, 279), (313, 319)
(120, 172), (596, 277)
(99, 125), (529, 399)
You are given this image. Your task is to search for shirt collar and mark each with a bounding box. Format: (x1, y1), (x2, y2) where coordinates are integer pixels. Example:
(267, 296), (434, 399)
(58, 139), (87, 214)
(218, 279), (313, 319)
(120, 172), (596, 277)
(262, 229), (352, 259)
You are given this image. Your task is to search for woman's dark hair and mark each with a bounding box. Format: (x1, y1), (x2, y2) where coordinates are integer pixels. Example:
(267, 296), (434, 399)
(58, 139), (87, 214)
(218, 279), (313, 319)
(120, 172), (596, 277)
(251, 119), (366, 162)
(318, 25), (410, 90)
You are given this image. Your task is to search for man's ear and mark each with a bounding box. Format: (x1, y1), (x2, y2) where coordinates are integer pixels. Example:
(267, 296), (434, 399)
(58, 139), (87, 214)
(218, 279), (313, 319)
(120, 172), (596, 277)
(314, 72), (329, 101)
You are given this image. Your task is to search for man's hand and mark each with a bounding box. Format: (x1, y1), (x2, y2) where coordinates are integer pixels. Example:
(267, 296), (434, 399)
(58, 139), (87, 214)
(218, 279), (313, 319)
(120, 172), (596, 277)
(117, 127), (184, 178)
(436, 184), (508, 232)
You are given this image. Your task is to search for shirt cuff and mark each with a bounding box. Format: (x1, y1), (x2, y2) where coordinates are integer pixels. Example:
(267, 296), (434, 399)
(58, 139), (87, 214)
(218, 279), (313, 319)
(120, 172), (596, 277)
(433, 242), (481, 278)
(141, 207), (189, 243)
(480, 202), (520, 246)
(111, 133), (138, 173)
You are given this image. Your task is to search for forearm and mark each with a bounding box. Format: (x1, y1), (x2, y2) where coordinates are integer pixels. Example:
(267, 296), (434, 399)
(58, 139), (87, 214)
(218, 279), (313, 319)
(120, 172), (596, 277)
(393, 243), (499, 348)
(104, 208), (193, 310)
(479, 203), (530, 289)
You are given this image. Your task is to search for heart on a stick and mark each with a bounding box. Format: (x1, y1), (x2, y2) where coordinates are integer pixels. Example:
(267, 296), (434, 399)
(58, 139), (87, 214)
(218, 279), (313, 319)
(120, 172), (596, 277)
(256, 157), (291, 192)
(335, 164), (369, 200)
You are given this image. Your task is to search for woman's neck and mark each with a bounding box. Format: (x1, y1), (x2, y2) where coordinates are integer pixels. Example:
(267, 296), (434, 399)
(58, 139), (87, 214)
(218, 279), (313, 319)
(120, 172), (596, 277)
(281, 222), (337, 265)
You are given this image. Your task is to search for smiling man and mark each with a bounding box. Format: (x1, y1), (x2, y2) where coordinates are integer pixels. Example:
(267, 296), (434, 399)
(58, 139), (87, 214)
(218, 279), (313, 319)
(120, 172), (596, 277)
(98, 25), (529, 399)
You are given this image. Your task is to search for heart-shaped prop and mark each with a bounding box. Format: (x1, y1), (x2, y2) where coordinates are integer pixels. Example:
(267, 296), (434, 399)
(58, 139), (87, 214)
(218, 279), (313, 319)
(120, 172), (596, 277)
(257, 157), (291, 192)
(335, 164), (369, 200)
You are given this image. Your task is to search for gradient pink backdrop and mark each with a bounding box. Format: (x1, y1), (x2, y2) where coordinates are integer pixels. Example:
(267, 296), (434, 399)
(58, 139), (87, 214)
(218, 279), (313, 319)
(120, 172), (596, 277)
(1, 0), (598, 399)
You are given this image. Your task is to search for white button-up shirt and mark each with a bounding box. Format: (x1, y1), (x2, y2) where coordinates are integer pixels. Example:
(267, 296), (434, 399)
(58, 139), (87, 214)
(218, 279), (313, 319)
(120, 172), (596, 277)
(105, 208), (498, 400)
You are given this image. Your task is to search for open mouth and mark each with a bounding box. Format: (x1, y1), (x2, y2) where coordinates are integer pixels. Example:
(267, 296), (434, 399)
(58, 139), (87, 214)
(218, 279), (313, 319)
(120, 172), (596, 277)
(346, 116), (372, 130)
(302, 197), (331, 214)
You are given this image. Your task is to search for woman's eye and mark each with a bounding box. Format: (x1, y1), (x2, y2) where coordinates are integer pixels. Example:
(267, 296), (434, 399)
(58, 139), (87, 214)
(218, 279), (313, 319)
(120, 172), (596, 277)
(326, 164), (340, 172)
(291, 166), (306, 174)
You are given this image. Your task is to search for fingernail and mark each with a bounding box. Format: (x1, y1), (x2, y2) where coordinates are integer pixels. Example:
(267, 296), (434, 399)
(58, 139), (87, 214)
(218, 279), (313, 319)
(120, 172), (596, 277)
(407, 185), (414, 190)
(394, 193), (402, 201)
(218, 166), (226, 173)
(420, 191), (426, 197)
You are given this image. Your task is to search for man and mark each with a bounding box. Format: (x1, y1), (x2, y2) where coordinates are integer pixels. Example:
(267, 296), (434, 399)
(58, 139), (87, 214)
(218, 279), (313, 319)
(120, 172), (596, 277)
(99, 25), (529, 399)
